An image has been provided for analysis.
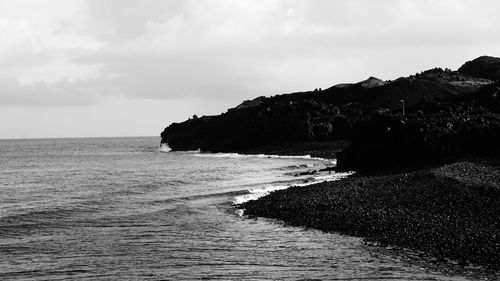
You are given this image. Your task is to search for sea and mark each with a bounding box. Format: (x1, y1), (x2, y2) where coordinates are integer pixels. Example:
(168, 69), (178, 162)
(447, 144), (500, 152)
(0, 136), (496, 280)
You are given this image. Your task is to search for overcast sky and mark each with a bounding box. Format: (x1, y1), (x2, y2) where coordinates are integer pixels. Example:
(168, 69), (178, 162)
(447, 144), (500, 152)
(1, 0), (499, 138)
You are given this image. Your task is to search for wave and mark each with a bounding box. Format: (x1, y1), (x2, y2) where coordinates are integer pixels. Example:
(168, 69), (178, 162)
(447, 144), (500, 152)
(149, 189), (249, 206)
(233, 171), (355, 207)
(0, 206), (93, 237)
(193, 152), (330, 161)
(159, 145), (202, 154)
(273, 163), (316, 171)
(168, 149), (202, 154)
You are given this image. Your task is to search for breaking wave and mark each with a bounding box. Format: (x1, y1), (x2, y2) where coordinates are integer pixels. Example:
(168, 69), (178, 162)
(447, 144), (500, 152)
(193, 152), (330, 162)
(233, 171), (355, 207)
(159, 143), (171, 152)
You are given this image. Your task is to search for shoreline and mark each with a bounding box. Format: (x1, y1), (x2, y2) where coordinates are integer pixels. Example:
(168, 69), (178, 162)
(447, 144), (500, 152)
(237, 158), (500, 270)
(233, 141), (350, 160)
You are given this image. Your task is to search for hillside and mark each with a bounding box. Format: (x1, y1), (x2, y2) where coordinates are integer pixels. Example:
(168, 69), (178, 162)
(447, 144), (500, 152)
(458, 56), (500, 81)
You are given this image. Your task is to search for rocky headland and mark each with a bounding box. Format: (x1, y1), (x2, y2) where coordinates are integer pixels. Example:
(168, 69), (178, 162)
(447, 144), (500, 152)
(161, 56), (500, 170)
(161, 56), (500, 269)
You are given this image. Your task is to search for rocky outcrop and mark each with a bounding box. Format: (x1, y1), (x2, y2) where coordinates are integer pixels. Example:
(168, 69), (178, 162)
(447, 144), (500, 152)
(336, 100), (500, 170)
(161, 56), (500, 168)
(333, 76), (387, 89)
(358, 76), (387, 88)
(162, 98), (348, 152)
(458, 56), (500, 81)
(230, 96), (267, 111)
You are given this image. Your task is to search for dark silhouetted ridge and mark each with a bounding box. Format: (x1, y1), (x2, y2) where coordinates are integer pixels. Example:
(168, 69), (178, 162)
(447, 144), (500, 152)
(161, 56), (500, 170)
(458, 55), (500, 81)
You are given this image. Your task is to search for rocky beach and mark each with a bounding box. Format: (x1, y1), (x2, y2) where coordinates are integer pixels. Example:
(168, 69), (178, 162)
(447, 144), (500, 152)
(161, 56), (500, 270)
(238, 160), (500, 269)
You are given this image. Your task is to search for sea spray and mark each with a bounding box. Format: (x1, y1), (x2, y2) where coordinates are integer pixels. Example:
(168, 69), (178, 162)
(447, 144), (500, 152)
(159, 143), (171, 152)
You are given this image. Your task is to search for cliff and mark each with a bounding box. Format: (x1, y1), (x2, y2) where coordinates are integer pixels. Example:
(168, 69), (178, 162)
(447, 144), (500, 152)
(336, 101), (500, 170)
(161, 56), (500, 169)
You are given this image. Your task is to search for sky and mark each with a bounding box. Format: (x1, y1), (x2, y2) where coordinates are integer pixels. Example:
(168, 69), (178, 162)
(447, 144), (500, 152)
(1, 0), (500, 139)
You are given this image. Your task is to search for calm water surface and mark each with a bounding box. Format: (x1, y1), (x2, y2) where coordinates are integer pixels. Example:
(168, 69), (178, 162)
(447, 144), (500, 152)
(0, 137), (497, 280)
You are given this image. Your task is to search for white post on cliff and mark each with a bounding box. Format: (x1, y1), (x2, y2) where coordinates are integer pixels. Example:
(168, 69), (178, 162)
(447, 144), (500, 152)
(400, 99), (405, 116)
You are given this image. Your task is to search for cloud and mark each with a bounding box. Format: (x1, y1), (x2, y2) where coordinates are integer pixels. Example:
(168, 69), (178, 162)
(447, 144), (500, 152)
(71, 0), (500, 101)
(0, 77), (101, 106)
(82, 0), (187, 40)
(2, 0), (500, 107)
(0, 19), (48, 70)
(2, 0), (500, 137)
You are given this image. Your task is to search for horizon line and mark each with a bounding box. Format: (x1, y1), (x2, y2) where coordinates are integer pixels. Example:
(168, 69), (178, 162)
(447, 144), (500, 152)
(0, 135), (159, 141)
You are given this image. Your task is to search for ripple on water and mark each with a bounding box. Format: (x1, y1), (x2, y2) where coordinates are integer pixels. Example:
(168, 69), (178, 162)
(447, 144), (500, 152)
(0, 137), (498, 280)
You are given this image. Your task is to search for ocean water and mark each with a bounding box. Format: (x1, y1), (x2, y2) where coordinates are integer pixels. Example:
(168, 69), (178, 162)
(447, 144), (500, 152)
(0, 137), (495, 280)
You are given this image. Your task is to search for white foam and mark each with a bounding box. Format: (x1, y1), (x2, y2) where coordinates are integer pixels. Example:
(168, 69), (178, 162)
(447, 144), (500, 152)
(233, 171), (355, 210)
(159, 143), (171, 152)
(193, 152), (329, 162)
(161, 148), (202, 153)
(175, 149), (201, 153)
